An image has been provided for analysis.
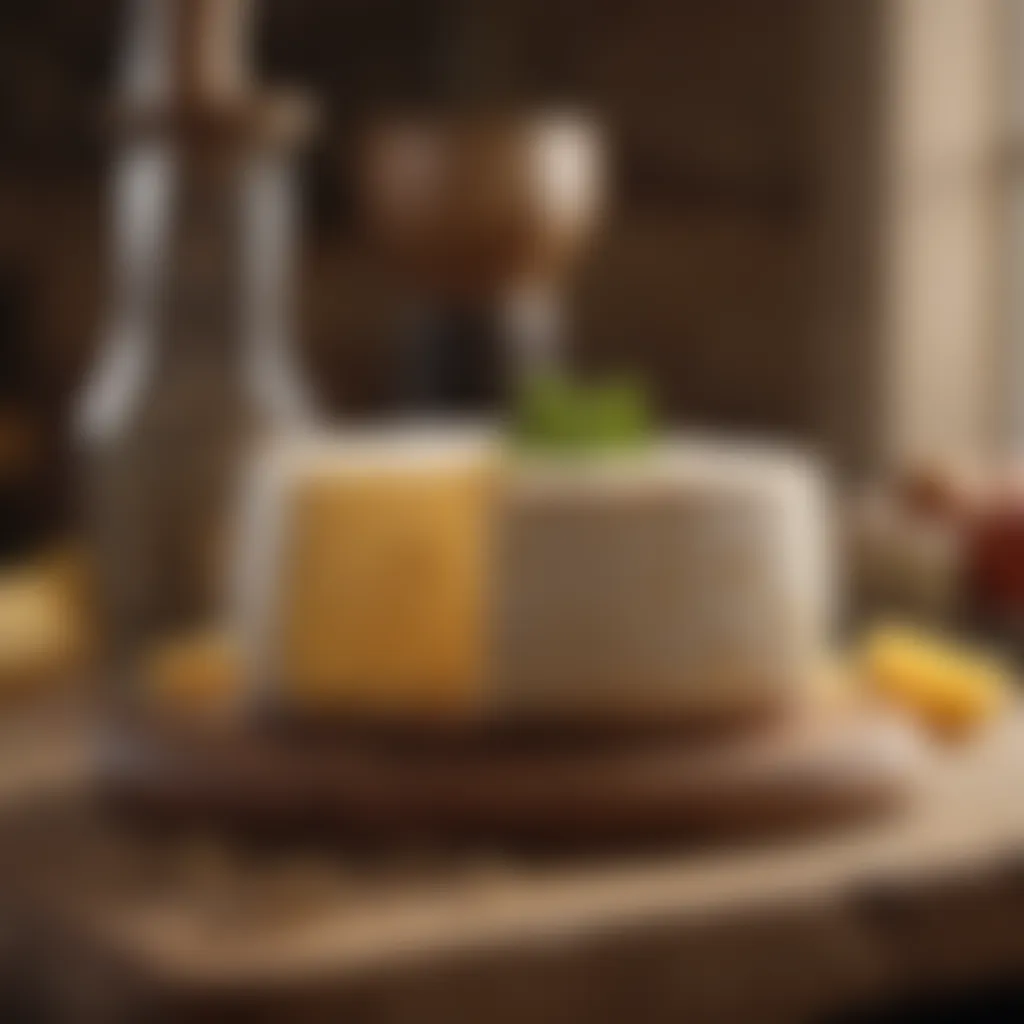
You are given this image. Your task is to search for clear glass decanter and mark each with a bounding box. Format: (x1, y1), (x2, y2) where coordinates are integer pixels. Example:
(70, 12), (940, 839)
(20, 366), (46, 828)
(77, 0), (314, 701)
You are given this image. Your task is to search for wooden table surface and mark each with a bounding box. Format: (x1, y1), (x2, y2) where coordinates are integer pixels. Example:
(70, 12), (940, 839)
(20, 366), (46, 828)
(1, 705), (1024, 1023)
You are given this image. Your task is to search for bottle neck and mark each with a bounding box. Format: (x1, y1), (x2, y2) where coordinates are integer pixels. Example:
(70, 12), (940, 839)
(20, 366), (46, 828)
(83, 142), (311, 442)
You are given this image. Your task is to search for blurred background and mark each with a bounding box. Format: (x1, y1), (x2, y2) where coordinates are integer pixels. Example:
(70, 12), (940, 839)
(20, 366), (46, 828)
(2, 4), (1024, 1021)
(3, 0), (1019, 565)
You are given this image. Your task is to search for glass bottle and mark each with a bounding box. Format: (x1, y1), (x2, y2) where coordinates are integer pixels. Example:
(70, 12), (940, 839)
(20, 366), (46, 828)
(77, 0), (314, 700)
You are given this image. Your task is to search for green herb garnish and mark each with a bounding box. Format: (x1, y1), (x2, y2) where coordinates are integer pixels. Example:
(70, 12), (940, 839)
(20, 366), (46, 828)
(512, 372), (655, 454)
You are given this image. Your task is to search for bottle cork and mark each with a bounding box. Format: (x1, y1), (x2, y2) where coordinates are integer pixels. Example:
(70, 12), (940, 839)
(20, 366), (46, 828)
(113, 0), (312, 147)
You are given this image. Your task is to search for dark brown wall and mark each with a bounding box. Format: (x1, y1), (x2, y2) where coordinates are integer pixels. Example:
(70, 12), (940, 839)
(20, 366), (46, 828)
(0, 0), (821, 433)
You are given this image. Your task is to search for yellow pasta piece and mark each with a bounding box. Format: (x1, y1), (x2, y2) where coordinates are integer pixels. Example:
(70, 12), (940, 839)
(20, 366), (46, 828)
(862, 625), (1009, 738)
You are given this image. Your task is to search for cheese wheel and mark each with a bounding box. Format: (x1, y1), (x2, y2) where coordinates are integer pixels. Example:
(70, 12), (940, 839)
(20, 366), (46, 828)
(233, 430), (833, 723)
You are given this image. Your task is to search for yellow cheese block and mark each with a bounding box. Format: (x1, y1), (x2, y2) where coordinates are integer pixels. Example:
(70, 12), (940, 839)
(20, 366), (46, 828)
(862, 625), (1009, 738)
(275, 459), (496, 716)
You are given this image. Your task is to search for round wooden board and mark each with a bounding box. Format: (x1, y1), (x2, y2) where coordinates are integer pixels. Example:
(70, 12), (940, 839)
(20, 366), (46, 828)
(98, 702), (929, 843)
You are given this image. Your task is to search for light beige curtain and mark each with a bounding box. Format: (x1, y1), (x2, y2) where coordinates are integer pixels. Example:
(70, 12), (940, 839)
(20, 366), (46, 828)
(815, 0), (1010, 473)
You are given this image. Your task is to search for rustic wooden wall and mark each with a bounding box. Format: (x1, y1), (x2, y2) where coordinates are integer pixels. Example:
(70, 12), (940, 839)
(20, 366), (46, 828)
(0, 0), (824, 428)
(283, 0), (823, 434)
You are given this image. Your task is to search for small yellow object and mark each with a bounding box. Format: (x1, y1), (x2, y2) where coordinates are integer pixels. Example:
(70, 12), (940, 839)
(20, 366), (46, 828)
(146, 631), (242, 719)
(0, 546), (93, 694)
(862, 625), (1009, 738)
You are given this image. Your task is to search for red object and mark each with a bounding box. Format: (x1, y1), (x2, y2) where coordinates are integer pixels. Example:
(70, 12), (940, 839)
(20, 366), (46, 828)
(966, 492), (1024, 617)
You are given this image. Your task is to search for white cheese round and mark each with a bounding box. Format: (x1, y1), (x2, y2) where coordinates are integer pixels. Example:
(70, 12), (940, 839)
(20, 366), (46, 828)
(493, 442), (833, 720)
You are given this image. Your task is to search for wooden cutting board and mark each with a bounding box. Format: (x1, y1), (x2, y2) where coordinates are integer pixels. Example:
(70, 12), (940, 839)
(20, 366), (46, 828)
(99, 699), (929, 842)
(1, 708), (1019, 1024)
